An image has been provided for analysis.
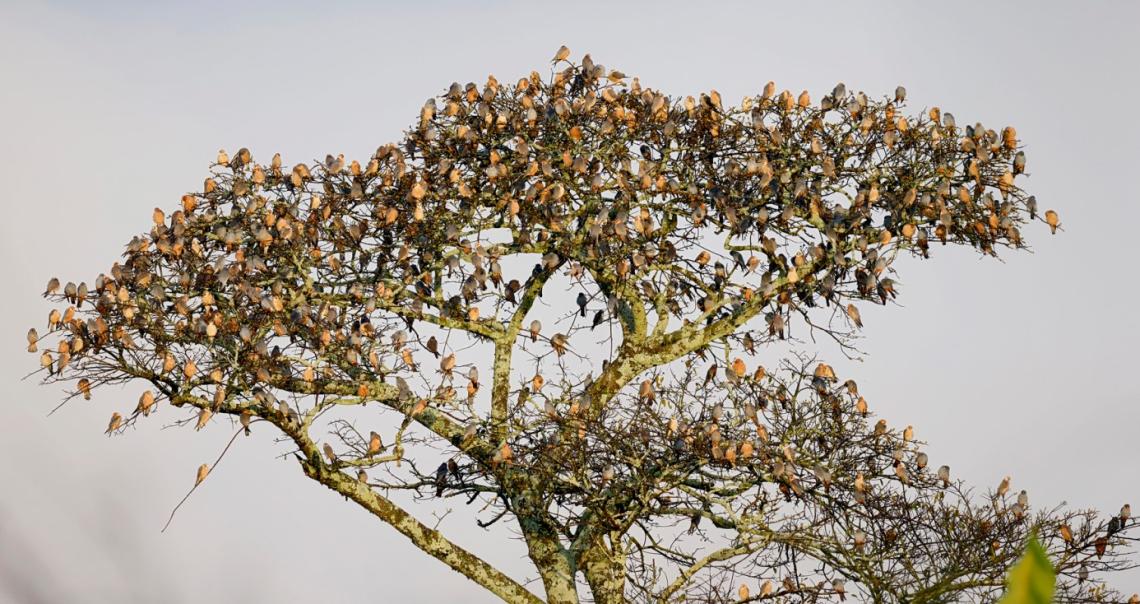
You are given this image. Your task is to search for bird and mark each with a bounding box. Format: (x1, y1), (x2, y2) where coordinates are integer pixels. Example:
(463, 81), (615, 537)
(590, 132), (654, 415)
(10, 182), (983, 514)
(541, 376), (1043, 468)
(1095, 536), (1108, 559)
(195, 408), (212, 431)
(440, 353), (456, 375)
(447, 458), (460, 484)
(833, 579), (846, 601)
(550, 333), (568, 357)
(576, 292), (588, 317)
(1045, 210), (1060, 234)
(1122, 503), (1131, 524)
(426, 336), (440, 357)
(639, 380), (655, 403)
(137, 391), (156, 416)
(552, 45), (570, 63)
(529, 320), (541, 342)
(240, 410), (252, 435)
(1059, 524), (1073, 544)
(937, 465), (951, 487)
(195, 464), (209, 486)
(323, 443), (337, 463)
(26, 328), (38, 353)
(894, 463), (909, 484)
(435, 462), (449, 497)
(846, 304), (863, 328)
(591, 310), (605, 330)
(996, 475), (1010, 498)
(738, 584), (749, 601)
(105, 412), (122, 435)
(368, 431), (384, 455)
(43, 277), (60, 297)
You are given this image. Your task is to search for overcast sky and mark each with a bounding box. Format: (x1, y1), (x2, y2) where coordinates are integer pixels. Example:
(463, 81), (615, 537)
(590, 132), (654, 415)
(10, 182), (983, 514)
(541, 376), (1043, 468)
(1, 1), (1138, 602)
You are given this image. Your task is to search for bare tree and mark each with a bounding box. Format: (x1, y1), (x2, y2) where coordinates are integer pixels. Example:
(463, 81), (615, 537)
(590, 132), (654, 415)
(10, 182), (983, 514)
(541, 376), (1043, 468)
(27, 49), (1137, 603)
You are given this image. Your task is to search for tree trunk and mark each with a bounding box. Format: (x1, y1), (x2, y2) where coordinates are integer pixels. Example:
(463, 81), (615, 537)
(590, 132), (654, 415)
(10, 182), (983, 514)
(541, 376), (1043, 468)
(582, 538), (627, 604)
(521, 525), (579, 604)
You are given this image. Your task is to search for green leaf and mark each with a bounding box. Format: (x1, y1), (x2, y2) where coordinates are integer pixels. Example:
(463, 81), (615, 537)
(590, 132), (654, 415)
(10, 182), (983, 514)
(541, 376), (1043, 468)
(998, 535), (1056, 604)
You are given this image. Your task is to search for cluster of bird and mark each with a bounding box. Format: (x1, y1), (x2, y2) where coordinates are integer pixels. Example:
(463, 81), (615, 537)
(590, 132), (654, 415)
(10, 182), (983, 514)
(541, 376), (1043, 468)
(29, 48), (1120, 601)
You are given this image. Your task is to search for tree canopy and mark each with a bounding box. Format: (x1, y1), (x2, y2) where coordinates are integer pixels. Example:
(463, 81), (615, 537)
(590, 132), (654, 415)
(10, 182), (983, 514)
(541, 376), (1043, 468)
(28, 48), (1135, 603)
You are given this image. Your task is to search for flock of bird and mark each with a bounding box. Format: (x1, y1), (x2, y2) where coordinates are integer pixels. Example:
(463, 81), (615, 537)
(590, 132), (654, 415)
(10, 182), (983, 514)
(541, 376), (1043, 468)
(26, 45), (1135, 602)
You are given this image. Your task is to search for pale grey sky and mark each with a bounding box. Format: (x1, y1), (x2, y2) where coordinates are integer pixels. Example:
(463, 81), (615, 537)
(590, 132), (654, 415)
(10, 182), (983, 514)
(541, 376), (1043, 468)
(1, 1), (1137, 602)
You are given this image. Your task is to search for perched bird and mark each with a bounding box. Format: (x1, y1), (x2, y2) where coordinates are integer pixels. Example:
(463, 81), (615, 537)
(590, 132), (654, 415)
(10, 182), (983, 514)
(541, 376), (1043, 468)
(426, 336), (440, 358)
(1095, 536), (1108, 559)
(529, 320), (541, 342)
(448, 458), (460, 483)
(550, 333), (568, 357)
(137, 391), (156, 416)
(937, 465), (951, 487)
(323, 443), (337, 463)
(26, 328), (38, 353)
(576, 292), (588, 317)
(195, 408), (212, 431)
(833, 578), (846, 601)
(195, 464), (209, 486)
(591, 310), (605, 330)
(996, 475), (1010, 498)
(846, 304), (863, 328)
(43, 277), (60, 297)
(1045, 210), (1060, 234)
(440, 353), (456, 375)
(435, 462), (449, 497)
(1122, 503), (1132, 524)
(639, 379), (655, 403)
(240, 410), (252, 435)
(738, 583), (749, 601)
(105, 412), (122, 435)
(368, 431), (384, 455)
(552, 45), (571, 63)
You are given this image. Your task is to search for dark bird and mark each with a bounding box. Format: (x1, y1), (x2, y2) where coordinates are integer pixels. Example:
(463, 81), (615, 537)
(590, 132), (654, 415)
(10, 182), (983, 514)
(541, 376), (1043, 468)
(576, 292), (588, 317)
(435, 462), (449, 497)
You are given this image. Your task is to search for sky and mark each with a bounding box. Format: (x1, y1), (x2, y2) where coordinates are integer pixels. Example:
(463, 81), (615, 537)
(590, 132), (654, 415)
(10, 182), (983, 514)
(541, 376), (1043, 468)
(1, 1), (1138, 602)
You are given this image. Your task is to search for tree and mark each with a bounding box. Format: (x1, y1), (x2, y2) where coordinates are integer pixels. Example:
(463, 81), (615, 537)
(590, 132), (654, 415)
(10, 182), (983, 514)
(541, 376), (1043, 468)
(28, 48), (1137, 603)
